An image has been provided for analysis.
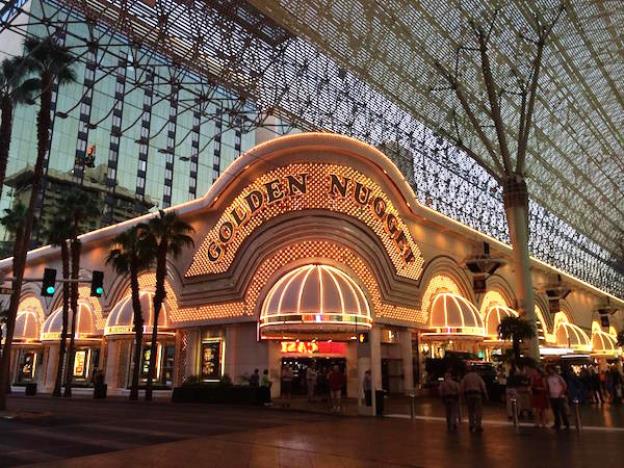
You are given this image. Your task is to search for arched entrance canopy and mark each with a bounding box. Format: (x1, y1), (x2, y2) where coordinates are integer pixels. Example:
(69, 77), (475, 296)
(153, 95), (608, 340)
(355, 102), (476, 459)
(424, 292), (484, 339)
(41, 303), (100, 341)
(260, 264), (372, 339)
(3, 309), (41, 344)
(555, 322), (591, 352)
(105, 292), (172, 337)
(484, 305), (519, 339)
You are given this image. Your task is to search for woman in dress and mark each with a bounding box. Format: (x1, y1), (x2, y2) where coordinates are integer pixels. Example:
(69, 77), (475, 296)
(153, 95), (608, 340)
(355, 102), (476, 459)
(530, 366), (549, 427)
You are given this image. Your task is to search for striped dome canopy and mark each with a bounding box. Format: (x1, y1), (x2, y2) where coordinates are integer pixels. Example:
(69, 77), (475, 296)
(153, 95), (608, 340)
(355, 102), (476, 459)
(3, 309), (41, 343)
(484, 305), (519, 338)
(41, 302), (100, 341)
(591, 330), (619, 356)
(260, 264), (371, 338)
(555, 322), (591, 351)
(105, 292), (171, 336)
(429, 292), (483, 336)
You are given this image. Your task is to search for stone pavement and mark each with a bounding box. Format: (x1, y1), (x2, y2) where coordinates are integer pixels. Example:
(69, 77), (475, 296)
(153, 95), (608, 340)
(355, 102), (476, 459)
(2, 395), (624, 467)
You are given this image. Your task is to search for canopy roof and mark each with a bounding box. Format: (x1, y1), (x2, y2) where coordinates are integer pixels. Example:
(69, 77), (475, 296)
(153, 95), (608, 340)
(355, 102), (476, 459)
(555, 321), (591, 351)
(252, 0), (624, 258)
(484, 305), (519, 338)
(41, 303), (100, 341)
(591, 329), (619, 356)
(428, 292), (483, 335)
(260, 264), (372, 337)
(105, 292), (172, 336)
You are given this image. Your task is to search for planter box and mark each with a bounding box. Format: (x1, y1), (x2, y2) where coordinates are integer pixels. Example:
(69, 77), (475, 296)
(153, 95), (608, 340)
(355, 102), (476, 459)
(25, 383), (37, 396)
(172, 385), (262, 405)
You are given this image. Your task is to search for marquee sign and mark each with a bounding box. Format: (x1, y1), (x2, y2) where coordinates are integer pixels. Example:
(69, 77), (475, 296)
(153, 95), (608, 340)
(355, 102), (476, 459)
(280, 340), (347, 355)
(187, 163), (424, 280)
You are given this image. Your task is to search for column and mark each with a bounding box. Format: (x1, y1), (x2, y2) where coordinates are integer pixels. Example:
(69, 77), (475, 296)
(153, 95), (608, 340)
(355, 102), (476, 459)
(44, 345), (59, 391)
(503, 176), (539, 359)
(104, 339), (120, 389)
(399, 329), (414, 395)
(370, 325), (382, 415)
(225, 325), (238, 380)
(185, 329), (201, 379)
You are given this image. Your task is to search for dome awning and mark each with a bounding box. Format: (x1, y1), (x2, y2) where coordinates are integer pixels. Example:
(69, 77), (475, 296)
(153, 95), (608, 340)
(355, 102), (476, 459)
(426, 292), (484, 338)
(484, 305), (519, 338)
(105, 292), (172, 336)
(591, 330), (619, 356)
(4, 309), (41, 343)
(260, 264), (372, 339)
(41, 303), (100, 341)
(555, 322), (591, 352)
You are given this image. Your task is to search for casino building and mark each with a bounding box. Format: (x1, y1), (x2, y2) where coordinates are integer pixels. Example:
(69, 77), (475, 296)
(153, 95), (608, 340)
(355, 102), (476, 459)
(1, 133), (622, 398)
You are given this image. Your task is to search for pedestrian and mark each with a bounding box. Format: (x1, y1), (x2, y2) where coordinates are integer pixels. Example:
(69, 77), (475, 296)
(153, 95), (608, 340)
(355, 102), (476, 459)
(529, 366), (548, 427)
(460, 366), (488, 433)
(306, 364), (318, 402)
(545, 366), (570, 431)
(328, 365), (346, 412)
(362, 370), (372, 407)
(281, 364), (293, 404)
(261, 369), (272, 406)
(249, 368), (260, 387)
(439, 370), (460, 432)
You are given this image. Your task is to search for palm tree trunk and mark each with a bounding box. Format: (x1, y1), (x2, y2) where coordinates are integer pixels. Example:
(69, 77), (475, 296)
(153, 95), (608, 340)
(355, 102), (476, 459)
(129, 261), (143, 401)
(145, 242), (167, 401)
(0, 73), (52, 411)
(513, 338), (521, 363)
(64, 238), (81, 397)
(0, 96), (14, 201)
(52, 240), (70, 397)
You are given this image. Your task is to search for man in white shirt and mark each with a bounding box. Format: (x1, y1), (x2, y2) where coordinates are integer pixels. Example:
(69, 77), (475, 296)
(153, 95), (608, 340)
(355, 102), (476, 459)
(546, 366), (570, 430)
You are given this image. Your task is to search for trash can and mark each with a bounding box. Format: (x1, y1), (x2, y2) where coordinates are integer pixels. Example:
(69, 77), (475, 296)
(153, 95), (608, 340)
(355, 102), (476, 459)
(25, 383), (37, 396)
(375, 390), (386, 416)
(94, 383), (107, 399)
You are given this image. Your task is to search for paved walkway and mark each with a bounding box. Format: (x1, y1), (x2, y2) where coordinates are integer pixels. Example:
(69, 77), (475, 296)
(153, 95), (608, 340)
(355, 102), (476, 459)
(2, 395), (624, 467)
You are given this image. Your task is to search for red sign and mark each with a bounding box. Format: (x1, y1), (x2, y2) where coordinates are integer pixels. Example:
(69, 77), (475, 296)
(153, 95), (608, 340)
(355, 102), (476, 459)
(280, 341), (347, 355)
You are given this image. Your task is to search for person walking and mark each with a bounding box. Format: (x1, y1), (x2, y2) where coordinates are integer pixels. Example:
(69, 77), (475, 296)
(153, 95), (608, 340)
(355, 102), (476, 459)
(261, 369), (272, 406)
(460, 366), (488, 433)
(362, 370), (372, 407)
(306, 364), (318, 403)
(328, 365), (346, 413)
(529, 367), (548, 427)
(545, 366), (570, 431)
(439, 371), (461, 432)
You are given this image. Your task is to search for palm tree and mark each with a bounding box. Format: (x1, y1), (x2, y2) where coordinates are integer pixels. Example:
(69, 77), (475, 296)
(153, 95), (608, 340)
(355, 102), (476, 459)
(0, 56), (38, 200)
(0, 36), (76, 411)
(617, 330), (624, 348)
(141, 210), (194, 401)
(498, 316), (536, 363)
(63, 189), (101, 397)
(106, 226), (155, 400)
(44, 217), (72, 397)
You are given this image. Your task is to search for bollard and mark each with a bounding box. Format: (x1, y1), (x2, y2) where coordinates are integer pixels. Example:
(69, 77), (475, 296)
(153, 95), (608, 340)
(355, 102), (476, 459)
(511, 398), (519, 432)
(573, 399), (582, 433)
(409, 393), (415, 420)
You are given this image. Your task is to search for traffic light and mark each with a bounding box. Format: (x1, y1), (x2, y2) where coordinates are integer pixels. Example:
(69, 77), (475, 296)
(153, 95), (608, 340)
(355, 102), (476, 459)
(41, 268), (57, 296)
(90, 270), (104, 297)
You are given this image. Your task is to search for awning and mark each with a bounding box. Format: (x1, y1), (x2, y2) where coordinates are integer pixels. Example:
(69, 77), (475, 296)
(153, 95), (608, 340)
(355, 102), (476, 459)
(105, 292), (172, 336)
(484, 305), (518, 339)
(591, 330), (619, 357)
(259, 264), (372, 339)
(424, 292), (483, 339)
(41, 302), (100, 341)
(555, 322), (591, 352)
(2, 309), (41, 344)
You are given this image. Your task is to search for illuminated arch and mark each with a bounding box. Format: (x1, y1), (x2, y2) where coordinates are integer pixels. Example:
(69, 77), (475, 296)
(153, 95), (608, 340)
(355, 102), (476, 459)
(426, 292), (484, 337)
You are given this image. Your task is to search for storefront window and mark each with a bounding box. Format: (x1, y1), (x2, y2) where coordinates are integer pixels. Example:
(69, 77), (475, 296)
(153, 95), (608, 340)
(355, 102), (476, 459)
(136, 342), (175, 386)
(200, 339), (223, 381)
(17, 351), (37, 383)
(73, 350), (89, 379)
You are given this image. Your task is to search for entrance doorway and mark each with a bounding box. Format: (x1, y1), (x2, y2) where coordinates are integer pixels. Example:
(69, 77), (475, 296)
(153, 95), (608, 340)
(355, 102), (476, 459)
(280, 357), (347, 396)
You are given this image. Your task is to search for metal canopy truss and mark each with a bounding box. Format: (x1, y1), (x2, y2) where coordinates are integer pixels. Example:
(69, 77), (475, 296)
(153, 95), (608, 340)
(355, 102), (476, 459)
(1, 0), (623, 299)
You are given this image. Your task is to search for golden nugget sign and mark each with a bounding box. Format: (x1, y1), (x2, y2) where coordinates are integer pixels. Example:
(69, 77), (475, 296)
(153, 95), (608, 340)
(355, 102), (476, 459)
(187, 163), (424, 280)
